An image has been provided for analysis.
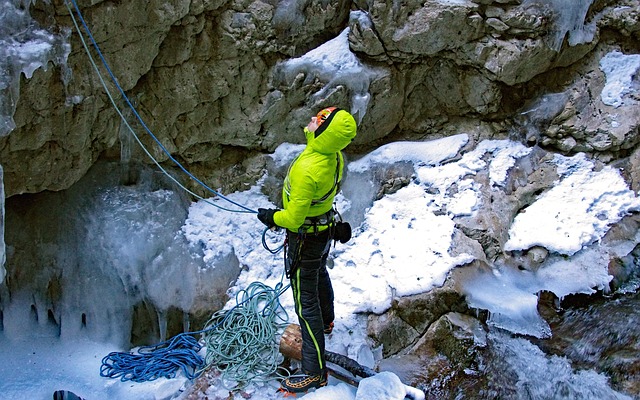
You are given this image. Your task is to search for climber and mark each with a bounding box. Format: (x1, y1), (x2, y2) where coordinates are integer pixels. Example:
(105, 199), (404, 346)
(257, 106), (356, 393)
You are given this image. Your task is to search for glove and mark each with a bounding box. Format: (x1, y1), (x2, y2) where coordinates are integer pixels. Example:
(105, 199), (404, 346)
(257, 208), (278, 229)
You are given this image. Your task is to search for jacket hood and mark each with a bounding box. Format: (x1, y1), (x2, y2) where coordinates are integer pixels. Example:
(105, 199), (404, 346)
(306, 109), (357, 154)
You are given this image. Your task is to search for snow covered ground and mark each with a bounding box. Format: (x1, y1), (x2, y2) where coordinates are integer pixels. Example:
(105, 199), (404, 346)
(1, 134), (639, 399)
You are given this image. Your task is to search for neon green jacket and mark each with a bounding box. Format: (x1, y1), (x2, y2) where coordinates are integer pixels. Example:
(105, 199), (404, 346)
(273, 109), (357, 231)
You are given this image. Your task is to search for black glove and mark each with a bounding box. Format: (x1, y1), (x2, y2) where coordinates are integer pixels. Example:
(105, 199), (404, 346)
(257, 208), (278, 229)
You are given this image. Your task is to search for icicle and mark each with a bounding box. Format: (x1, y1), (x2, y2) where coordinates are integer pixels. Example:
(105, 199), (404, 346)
(182, 311), (190, 333)
(119, 111), (133, 164)
(157, 309), (167, 342)
(525, 0), (597, 51)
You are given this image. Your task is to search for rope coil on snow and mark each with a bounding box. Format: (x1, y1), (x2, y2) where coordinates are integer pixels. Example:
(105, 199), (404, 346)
(202, 281), (290, 388)
(99, 281), (290, 383)
(100, 334), (204, 382)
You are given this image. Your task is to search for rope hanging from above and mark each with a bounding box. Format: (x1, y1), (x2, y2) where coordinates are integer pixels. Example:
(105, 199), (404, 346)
(64, 0), (257, 214)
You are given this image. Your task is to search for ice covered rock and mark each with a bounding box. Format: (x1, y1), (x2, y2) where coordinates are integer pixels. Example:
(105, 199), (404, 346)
(355, 371), (414, 400)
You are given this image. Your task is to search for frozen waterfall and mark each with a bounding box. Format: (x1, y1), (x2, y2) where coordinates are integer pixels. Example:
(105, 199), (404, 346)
(2, 161), (241, 347)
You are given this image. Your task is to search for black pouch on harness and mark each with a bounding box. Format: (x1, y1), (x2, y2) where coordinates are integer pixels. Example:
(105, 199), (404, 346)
(333, 221), (352, 244)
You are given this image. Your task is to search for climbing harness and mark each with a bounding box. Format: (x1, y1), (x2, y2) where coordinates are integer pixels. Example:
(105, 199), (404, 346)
(64, 0), (255, 215)
(303, 208), (336, 231)
(283, 206), (353, 278)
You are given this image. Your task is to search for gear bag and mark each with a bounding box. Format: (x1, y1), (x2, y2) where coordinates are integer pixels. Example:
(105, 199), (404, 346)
(333, 221), (351, 244)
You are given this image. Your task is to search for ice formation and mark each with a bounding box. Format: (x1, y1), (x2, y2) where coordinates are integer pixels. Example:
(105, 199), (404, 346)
(276, 11), (382, 124)
(525, 0), (597, 51)
(0, 0), (71, 137)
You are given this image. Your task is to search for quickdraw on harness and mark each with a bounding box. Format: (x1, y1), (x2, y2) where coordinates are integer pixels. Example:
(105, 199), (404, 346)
(282, 206), (354, 279)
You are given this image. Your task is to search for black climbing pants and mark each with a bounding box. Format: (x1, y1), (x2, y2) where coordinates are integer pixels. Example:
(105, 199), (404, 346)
(286, 228), (334, 375)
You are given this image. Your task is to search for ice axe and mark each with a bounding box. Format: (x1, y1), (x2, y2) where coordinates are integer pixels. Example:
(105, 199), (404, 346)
(279, 324), (425, 399)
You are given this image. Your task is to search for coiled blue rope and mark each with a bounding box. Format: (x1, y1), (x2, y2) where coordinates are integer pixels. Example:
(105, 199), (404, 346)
(100, 333), (205, 382)
(99, 280), (290, 384)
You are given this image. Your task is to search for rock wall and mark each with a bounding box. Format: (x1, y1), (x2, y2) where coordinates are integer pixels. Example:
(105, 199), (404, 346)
(1, 0), (639, 198)
(1, 2), (640, 394)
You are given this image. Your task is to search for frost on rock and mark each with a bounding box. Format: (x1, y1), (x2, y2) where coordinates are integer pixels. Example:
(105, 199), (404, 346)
(331, 138), (533, 316)
(599, 50), (640, 108)
(0, 0), (71, 136)
(348, 134), (469, 174)
(272, 0), (334, 33)
(275, 11), (383, 124)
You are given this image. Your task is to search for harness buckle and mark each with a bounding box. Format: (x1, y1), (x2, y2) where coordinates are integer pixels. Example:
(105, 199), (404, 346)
(302, 209), (335, 228)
